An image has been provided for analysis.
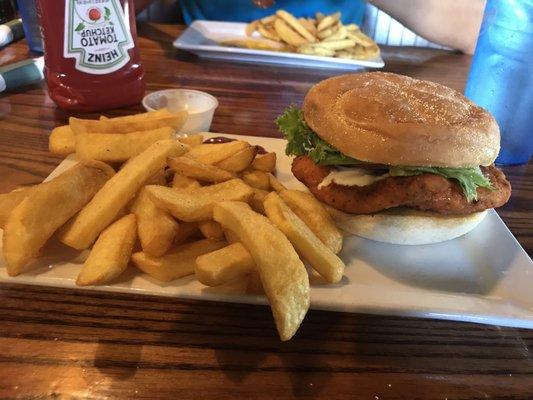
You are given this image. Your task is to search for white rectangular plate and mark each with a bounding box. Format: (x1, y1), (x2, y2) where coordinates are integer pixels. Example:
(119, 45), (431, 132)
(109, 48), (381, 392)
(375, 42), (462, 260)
(173, 20), (385, 70)
(1, 133), (532, 329)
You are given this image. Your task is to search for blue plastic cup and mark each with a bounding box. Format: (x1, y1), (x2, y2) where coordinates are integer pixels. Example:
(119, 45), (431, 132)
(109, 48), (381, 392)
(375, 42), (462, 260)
(465, 0), (532, 165)
(16, 0), (43, 53)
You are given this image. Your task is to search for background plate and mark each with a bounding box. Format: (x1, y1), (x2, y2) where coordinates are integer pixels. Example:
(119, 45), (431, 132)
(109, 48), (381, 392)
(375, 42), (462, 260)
(1, 133), (532, 328)
(174, 20), (385, 70)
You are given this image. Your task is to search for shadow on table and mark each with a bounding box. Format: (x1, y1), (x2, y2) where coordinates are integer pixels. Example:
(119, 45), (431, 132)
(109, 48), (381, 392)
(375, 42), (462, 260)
(149, 296), (332, 396)
(208, 302), (344, 398)
(93, 338), (143, 380)
(276, 310), (347, 399)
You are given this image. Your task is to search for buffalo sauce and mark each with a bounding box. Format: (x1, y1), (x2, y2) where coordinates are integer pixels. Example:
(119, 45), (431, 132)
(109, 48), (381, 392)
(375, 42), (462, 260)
(203, 137), (235, 144)
(36, 0), (145, 112)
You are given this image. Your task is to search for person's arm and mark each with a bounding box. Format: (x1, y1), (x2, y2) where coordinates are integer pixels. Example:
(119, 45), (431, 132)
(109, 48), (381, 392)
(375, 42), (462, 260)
(370, 0), (485, 54)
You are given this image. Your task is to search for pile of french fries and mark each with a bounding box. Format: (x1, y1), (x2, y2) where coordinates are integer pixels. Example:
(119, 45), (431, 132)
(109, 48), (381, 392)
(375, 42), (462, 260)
(223, 10), (380, 60)
(0, 110), (347, 341)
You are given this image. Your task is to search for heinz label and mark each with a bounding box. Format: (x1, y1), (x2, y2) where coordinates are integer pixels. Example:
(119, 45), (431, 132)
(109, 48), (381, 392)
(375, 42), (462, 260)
(64, 0), (134, 74)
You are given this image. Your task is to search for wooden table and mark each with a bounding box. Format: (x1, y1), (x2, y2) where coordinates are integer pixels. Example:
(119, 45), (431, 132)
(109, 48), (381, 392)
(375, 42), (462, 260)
(0, 23), (531, 399)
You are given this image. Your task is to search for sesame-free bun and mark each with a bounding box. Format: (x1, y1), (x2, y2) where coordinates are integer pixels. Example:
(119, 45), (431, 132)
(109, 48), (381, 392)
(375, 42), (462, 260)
(303, 72), (500, 168)
(325, 206), (488, 245)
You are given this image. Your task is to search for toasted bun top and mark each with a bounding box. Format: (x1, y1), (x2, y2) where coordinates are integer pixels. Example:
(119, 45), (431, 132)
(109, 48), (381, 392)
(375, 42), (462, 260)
(303, 72), (500, 167)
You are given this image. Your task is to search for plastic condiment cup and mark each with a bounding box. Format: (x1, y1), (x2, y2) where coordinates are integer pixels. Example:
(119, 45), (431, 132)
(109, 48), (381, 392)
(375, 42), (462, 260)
(142, 89), (218, 134)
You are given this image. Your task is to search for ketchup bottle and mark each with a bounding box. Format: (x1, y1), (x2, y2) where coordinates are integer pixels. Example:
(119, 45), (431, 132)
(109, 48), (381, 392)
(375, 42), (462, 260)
(36, 0), (145, 112)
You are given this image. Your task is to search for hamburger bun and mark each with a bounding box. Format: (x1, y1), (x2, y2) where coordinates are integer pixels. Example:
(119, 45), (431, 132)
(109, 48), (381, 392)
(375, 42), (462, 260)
(326, 206), (488, 245)
(303, 72), (500, 168)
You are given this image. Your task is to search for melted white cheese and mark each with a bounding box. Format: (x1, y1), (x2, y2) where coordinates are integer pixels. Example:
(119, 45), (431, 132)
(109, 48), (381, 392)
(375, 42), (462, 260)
(318, 168), (389, 189)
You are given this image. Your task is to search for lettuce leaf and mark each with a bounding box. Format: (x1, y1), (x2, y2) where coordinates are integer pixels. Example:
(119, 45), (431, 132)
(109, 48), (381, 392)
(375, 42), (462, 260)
(276, 106), (494, 202)
(276, 105), (361, 165)
(389, 166), (494, 202)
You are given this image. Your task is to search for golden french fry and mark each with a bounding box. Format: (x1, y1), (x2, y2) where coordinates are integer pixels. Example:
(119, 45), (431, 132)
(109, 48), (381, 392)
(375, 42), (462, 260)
(250, 187), (268, 214)
(365, 43), (380, 59)
(171, 173), (201, 190)
(195, 242), (255, 287)
(146, 179), (254, 222)
(168, 156), (235, 183)
(76, 214), (137, 286)
(257, 22), (281, 41)
(345, 23), (359, 32)
(251, 152), (276, 172)
(264, 192), (344, 283)
(3, 161), (115, 275)
(345, 43), (358, 55)
(146, 169), (167, 186)
(216, 146), (257, 172)
(213, 201), (310, 341)
(315, 12), (325, 22)
(316, 39), (356, 51)
(131, 187), (178, 257)
(75, 127), (174, 162)
(348, 29), (376, 47)
(267, 173), (287, 192)
(279, 190), (343, 254)
(274, 18), (308, 47)
(242, 170), (270, 190)
(221, 38), (288, 52)
(177, 134), (204, 147)
(223, 228), (239, 244)
(323, 25), (347, 41)
(100, 108), (171, 122)
(299, 17), (316, 35)
(174, 221), (201, 245)
(132, 239), (226, 282)
(69, 110), (187, 134)
(298, 44), (335, 57)
(276, 10), (316, 42)
(245, 19), (258, 36)
(317, 11), (340, 32)
(352, 45), (366, 59)
(0, 186), (34, 229)
(198, 220), (225, 241)
(261, 15), (276, 25)
(60, 140), (187, 250)
(335, 50), (353, 59)
(49, 125), (76, 155)
(340, 43), (379, 60)
(317, 26), (337, 40)
(186, 141), (249, 165)
(356, 43), (379, 59)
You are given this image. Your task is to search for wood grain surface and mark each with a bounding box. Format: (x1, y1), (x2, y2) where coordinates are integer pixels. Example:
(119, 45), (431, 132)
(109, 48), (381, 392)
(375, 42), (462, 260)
(0, 23), (532, 399)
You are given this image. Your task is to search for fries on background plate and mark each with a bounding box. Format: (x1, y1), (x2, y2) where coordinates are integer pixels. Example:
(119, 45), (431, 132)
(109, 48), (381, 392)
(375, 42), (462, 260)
(222, 9), (380, 61)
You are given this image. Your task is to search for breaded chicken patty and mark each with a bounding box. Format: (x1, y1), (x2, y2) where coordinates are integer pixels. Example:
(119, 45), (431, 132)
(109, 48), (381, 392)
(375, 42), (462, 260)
(292, 156), (511, 215)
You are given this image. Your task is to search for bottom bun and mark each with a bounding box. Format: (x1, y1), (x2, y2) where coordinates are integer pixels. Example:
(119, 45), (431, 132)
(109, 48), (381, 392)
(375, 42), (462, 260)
(325, 206), (488, 245)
